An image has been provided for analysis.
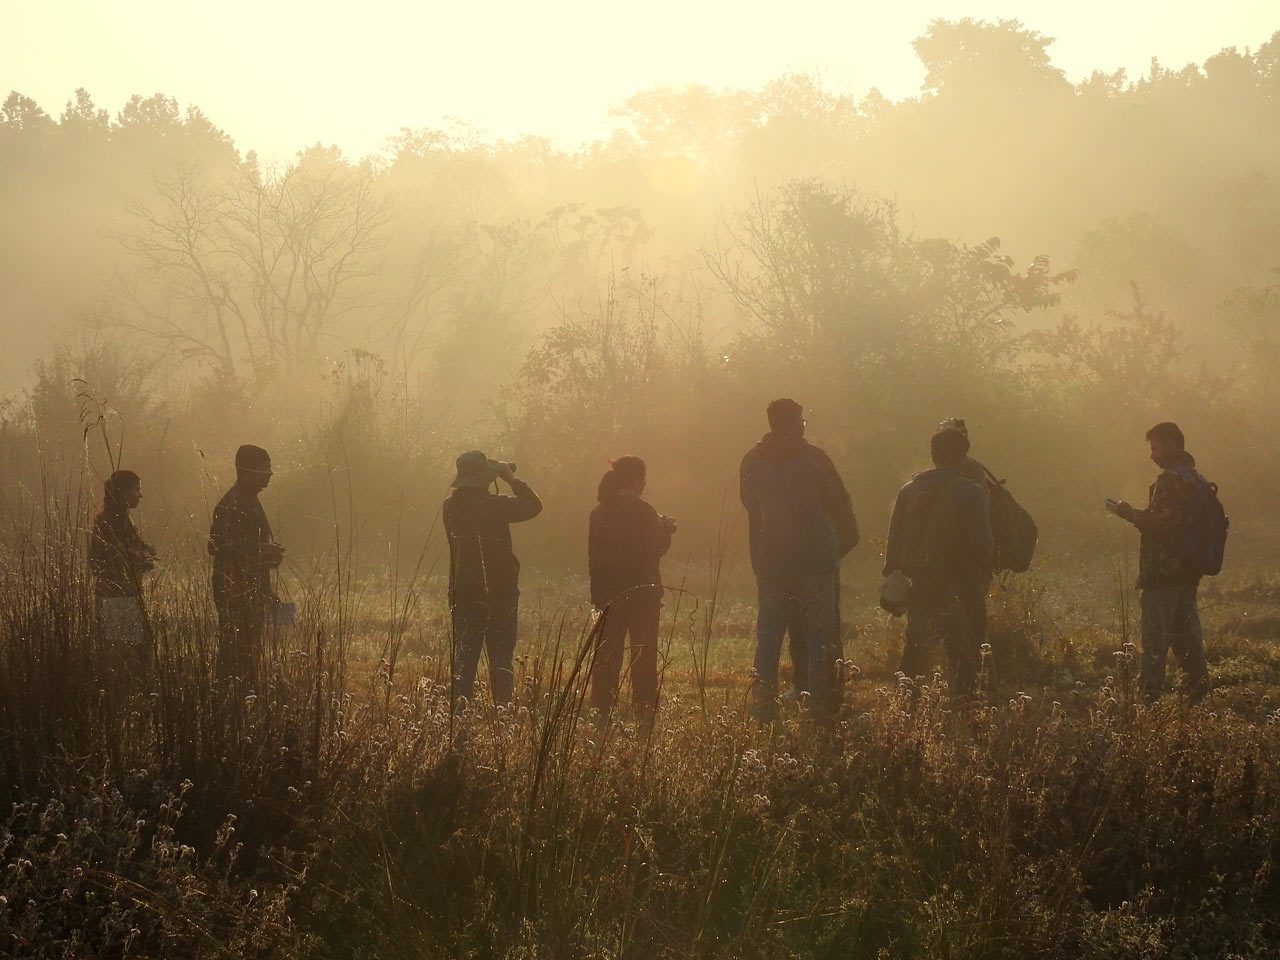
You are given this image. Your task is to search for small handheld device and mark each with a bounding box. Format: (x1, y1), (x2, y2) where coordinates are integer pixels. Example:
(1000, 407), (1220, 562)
(1105, 498), (1121, 515)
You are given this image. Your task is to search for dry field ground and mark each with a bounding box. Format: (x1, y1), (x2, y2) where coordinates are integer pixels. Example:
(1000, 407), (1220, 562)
(4, 534), (1280, 958)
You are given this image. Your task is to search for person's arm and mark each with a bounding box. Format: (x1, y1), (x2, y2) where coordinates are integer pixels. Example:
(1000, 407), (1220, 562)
(647, 503), (674, 560)
(208, 504), (224, 558)
(956, 481), (994, 569)
(813, 449), (860, 555)
(739, 453), (753, 511)
(1119, 472), (1186, 533)
(882, 488), (908, 577)
(588, 509), (606, 608)
(493, 465), (543, 523)
(212, 498), (264, 580)
(130, 525), (156, 572)
(88, 519), (107, 578)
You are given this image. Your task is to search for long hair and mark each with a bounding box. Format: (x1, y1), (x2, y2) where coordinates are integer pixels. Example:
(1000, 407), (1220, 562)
(102, 470), (141, 515)
(597, 456), (646, 502)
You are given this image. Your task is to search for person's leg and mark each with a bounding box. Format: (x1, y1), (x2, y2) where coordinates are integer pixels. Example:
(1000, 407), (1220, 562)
(484, 592), (520, 705)
(215, 599), (237, 684)
(628, 598), (662, 721)
(450, 602), (487, 710)
(786, 601), (809, 694)
(1168, 582), (1209, 702)
(795, 572), (839, 720)
(215, 600), (261, 689)
(900, 600), (937, 683)
(753, 577), (790, 710)
(239, 607), (264, 691)
(1139, 587), (1176, 701)
(939, 591), (978, 697)
(590, 602), (629, 718)
(963, 572), (991, 648)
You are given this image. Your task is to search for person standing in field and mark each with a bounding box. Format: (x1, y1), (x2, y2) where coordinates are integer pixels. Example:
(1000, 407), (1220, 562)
(89, 469), (157, 673)
(883, 427), (993, 696)
(1112, 422), (1216, 702)
(937, 417), (995, 647)
(444, 451), (543, 711)
(587, 456), (676, 724)
(209, 445), (285, 687)
(740, 398), (859, 721)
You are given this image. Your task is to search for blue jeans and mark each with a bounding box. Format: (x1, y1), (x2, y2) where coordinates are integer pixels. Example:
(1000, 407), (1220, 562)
(1140, 583), (1208, 701)
(451, 591), (519, 710)
(754, 573), (839, 717)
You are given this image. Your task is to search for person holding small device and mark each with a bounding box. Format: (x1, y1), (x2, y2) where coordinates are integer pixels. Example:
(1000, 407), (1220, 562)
(209, 445), (286, 687)
(1107, 422), (1215, 702)
(587, 455), (675, 724)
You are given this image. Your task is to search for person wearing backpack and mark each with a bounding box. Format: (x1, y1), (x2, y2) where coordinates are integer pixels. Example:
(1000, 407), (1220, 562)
(1112, 422), (1219, 702)
(883, 427), (994, 696)
(740, 398), (859, 722)
(937, 418), (1039, 643)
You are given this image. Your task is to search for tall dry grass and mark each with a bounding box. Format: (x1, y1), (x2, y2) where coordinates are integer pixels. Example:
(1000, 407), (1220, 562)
(3, 484), (1280, 958)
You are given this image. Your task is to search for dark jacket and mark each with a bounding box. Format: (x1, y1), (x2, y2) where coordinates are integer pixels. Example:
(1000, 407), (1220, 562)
(208, 484), (275, 611)
(588, 493), (672, 607)
(883, 466), (993, 587)
(444, 479), (543, 605)
(740, 433), (859, 578)
(89, 510), (153, 598)
(960, 455), (990, 486)
(1126, 450), (1202, 589)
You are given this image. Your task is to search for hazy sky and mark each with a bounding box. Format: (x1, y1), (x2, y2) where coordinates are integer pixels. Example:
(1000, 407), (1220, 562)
(5, 1), (1276, 160)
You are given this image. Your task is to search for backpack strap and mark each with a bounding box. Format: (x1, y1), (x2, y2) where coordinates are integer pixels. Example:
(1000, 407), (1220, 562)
(981, 465), (1008, 489)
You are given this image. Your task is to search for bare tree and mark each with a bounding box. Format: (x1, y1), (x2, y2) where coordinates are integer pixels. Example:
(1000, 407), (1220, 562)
(110, 153), (392, 377)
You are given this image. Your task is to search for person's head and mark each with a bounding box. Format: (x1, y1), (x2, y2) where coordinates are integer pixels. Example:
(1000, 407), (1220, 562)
(1145, 421), (1185, 466)
(235, 445), (273, 492)
(937, 417), (968, 439)
(930, 427), (971, 468)
(598, 455), (646, 500)
(767, 398), (805, 437)
(452, 450), (503, 489)
(103, 470), (142, 512)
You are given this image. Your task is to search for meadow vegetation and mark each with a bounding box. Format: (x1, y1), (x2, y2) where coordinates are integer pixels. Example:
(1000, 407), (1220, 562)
(4, 504), (1280, 957)
(4, 17), (1280, 957)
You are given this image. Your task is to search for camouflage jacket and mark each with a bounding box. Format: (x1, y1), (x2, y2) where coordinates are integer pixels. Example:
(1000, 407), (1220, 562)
(1126, 450), (1201, 589)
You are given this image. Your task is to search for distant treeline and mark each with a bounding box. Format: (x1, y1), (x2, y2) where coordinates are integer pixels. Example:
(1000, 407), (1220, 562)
(1, 19), (1278, 579)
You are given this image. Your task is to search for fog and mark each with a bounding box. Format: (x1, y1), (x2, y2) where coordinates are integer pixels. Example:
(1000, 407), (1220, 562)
(3, 18), (1279, 588)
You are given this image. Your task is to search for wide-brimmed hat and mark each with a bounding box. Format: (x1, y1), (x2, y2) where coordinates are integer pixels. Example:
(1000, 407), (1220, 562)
(452, 450), (502, 488)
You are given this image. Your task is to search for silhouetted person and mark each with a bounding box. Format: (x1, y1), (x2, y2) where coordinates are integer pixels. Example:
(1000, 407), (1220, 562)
(444, 451), (542, 710)
(884, 427), (993, 696)
(89, 470), (157, 673)
(209, 445), (284, 687)
(587, 456), (675, 723)
(938, 417), (994, 646)
(1113, 422), (1212, 702)
(741, 398), (858, 720)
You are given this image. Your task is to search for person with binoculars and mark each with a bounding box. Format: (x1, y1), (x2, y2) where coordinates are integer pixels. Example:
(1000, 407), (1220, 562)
(443, 450), (543, 711)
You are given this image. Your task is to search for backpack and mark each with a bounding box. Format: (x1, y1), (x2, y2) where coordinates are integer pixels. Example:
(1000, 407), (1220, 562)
(983, 468), (1038, 574)
(1170, 466), (1229, 577)
(900, 474), (968, 585)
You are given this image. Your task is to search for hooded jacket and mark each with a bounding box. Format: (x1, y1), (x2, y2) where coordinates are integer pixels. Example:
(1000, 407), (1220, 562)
(588, 492), (672, 608)
(883, 466), (993, 587)
(1125, 449), (1203, 589)
(739, 433), (859, 578)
